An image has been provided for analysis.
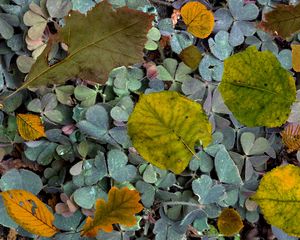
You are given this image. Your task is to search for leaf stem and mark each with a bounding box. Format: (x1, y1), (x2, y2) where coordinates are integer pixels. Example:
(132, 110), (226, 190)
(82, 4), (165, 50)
(162, 201), (203, 208)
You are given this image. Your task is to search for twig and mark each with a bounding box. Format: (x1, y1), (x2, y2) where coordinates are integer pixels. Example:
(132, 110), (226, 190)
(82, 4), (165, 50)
(149, 0), (173, 6)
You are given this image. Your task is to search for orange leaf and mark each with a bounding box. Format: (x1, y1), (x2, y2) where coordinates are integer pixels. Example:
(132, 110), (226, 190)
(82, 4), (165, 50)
(16, 113), (45, 141)
(217, 208), (243, 237)
(281, 123), (300, 153)
(292, 44), (300, 72)
(82, 187), (143, 237)
(1, 189), (58, 237)
(181, 2), (214, 38)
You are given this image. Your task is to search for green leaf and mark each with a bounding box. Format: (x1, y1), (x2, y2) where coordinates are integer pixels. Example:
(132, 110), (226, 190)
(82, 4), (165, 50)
(14, 1), (154, 92)
(128, 91), (212, 174)
(252, 164), (300, 237)
(219, 46), (296, 127)
(74, 85), (97, 107)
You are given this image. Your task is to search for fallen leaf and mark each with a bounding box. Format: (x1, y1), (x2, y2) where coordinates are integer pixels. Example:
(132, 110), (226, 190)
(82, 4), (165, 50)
(291, 44), (300, 72)
(128, 91), (212, 174)
(82, 187), (143, 237)
(179, 45), (202, 70)
(181, 1), (214, 38)
(281, 123), (300, 153)
(1, 189), (58, 237)
(219, 46), (296, 127)
(16, 113), (46, 141)
(14, 1), (154, 92)
(252, 164), (300, 237)
(259, 3), (300, 39)
(217, 208), (243, 236)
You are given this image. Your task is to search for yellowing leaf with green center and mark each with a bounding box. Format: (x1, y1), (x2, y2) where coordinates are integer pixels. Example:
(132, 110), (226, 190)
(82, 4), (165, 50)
(181, 1), (214, 38)
(217, 208), (243, 237)
(82, 187), (143, 237)
(16, 113), (46, 141)
(252, 164), (300, 237)
(127, 91), (212, 174)
(259, 3), (300, 39)
(1, 189), (58, 237)
(219, 46), (296, 127)
(15, 1), (153, 92)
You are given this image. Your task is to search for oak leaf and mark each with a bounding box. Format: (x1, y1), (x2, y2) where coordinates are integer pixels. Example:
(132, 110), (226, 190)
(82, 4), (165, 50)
(16, 113), (46, 141)
(181, 2), (214, 38)
(252, 164), (300, 237)
(259, 3), (300, 39)
(82, 187), (143, 237)
(1, 189), (58, 237)
(15, 1), (154, 91)
(127, 91), (212, 174)
(219, 46), (296, 127)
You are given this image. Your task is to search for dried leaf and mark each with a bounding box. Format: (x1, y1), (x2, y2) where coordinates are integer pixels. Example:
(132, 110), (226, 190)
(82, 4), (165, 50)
(16, 113), (45, 141)
(259, 3), (300, 39)
(82, 187), (143, 237)
(252, 164), (300, 237)
(14, 1), (154, 92)
(281, 123), (300, 153)
(128, 91), (212, 174)
(179, 45), (202, 70)
(291, 44), (300, 72)
(217, 208), (243, 236)
(1, 189), (58, 237)
(181, 2), (214, 38)
(219, 46), (296, 127)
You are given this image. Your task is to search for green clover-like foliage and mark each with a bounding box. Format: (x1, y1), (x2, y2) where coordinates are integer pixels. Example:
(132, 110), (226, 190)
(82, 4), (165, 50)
(219, 46), (296, 127)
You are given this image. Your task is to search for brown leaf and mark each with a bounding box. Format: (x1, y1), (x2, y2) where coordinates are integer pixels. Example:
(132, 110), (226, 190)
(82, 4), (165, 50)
(259, 3), (300, 39)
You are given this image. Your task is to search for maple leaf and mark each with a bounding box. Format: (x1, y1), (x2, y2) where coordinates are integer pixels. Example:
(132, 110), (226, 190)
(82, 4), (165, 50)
(259, 3), (300, 39)
(1, 189), (58, 237)
(82, 187), (143, 237)
(12, 1), (154, 94)
(16, 113), (46, 141)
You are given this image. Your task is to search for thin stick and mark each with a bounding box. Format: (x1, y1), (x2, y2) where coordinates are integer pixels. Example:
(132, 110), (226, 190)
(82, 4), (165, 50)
(163, 201), (203, 208)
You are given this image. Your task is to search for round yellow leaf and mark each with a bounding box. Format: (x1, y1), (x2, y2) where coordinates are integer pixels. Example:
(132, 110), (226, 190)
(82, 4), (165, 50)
(181, 2), (214, 38)
(252, 164), (300, 237)
(127, 91), (212, 174)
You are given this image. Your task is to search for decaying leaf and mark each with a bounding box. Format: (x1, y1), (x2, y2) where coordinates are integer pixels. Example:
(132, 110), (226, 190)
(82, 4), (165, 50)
(1, 189), (58, 237)
(217, 208), (243, 236)
(181, 1), (214, 38)
(252, 164), (300, 237)
(179, 45), (202, 70)
(259, 3), (300, 39)
(82, 187), (143, 237)
(281, 123), (300, 153)
(291, 44), (300, 72)
(219, 46), (296, 127)
(14, 1), (154, 92)
(16, 113), (46, 141)
(128, 91), (212, 174)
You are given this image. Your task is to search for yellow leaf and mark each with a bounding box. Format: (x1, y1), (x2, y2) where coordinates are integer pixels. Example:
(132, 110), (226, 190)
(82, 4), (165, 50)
(128, 91), (212, 174)
(251, 164), (300, 237)
(291, 44), (300, 72)
(217, 208), (243, 237)
(16, 113), (45, 141)
(181, 2), (214, 38)
(1, 189), (58, 237)
(82, 187), (143, 237)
